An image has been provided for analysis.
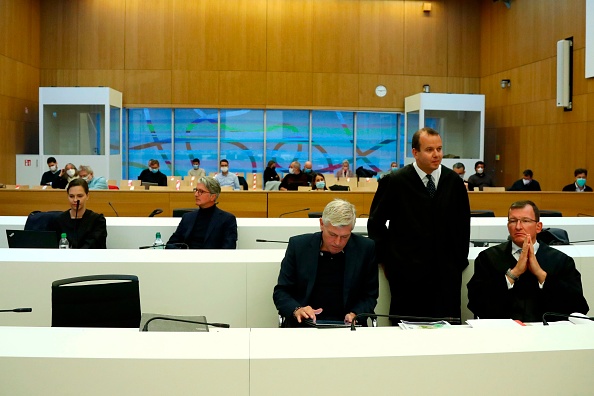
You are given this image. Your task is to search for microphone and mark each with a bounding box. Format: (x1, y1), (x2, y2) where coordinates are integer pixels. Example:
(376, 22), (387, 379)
(279, 207), (310, 218)
(165, 243), (189, 249)
(577, 213), (594, 217)
(0, 308), (32, 313)
(141, 316), (230, 331)
(108, 201), (119, 217)
(350, 313), (461, 331)
(74, 199), (80, 248)
(148, 208), (164, 217)
(542, 312), (594, 326)
(256, 239), (289, 244)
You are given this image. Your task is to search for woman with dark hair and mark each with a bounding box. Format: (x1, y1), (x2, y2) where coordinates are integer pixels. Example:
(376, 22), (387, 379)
(311, 173), (328, 191)
(263, 160), (281, 189)
(49, 178), (107, 248)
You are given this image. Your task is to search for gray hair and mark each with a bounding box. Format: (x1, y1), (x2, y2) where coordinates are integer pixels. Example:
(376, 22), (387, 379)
(78, 165), (94, 175)
(322, 199), (356, 229)
(452, 162), (465, 171)
(198, 176), (221, 199)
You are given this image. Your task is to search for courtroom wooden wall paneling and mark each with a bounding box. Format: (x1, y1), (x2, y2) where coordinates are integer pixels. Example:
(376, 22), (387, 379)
(219, 71), (268, 107)
(403, 1), (447, 77)
(447, 0), (480, 78)
(77, 0), (125, 70)
(172, 0), (220, 71)
(124, 0), (173, 71)
(358, 1), (404, 76)
(312, 73), (360, 108)
(266, 72), (313, 107)
(266, 0), (313, 73)
(124, 70), (172, 105)
(218, 0), (267, 72)
(358, 74), (404, 110)
(312, 0), (359, 74)
(77, 69), (126, 94)
(172, 70), (220, 105)
(40, 0), (77, 70)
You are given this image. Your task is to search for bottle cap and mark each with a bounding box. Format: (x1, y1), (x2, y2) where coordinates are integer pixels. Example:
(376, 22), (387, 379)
(156, 232), (161, 238)
(61, 233), (67, 238)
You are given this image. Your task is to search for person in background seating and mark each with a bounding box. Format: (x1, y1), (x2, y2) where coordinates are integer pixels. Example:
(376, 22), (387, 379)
(468, 161), (494, 191)
(562, 168), (593, 192)
(280, 161), (309, 191)
(188, 158), (206, 179)
(40, 157), (61, 186)
(138, 159), (167, 186)
(52, 162), (78, 189)
(311, 173), (328, 191)
(508, 169), (541, 191)
(78, 165), (108, 190)
(214, 159), (241, 190)
(336, 160), (354, 179)
(264, 160), (281, 188)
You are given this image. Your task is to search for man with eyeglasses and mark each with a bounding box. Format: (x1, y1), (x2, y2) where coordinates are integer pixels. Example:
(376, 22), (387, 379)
(166, 176), (237, 249)
(467, 200), (588, 322)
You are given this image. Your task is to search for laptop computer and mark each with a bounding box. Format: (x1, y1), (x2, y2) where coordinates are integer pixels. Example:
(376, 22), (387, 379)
(141, 181), (158, 190)
(6, 229), (58, 249)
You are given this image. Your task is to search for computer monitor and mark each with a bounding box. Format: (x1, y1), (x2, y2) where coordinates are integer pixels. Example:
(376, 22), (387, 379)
(6, 229), (58, 248)
(140, 181), (158, 190)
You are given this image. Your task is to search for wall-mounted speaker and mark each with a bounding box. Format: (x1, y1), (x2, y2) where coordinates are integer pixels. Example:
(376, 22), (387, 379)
(556, 38), (573, 110)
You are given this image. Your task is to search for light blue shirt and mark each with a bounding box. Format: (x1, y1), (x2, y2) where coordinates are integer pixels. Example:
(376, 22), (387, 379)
(215, 172), (241, 190)
(87, 176), (108, 190)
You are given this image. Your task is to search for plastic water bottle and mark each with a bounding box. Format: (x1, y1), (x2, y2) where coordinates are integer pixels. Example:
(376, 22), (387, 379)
(59, 233), (69, 249)
(152, 232), (165, 249)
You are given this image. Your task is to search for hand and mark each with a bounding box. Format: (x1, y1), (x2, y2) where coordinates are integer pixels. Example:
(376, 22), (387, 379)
(526, 240), (547, 283)
(344, 312), (356, 324)
(293, 306), (323, 323)
(509, 236), (530, 280)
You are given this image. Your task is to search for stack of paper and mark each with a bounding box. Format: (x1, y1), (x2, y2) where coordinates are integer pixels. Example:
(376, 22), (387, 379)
(398, 320), (451, 330)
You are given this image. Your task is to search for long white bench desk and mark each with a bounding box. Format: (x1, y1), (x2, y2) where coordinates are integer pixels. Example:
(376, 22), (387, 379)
(0, 247), (592, 329)
(2, 216), (594, 249)
(1, 325), (593, 395)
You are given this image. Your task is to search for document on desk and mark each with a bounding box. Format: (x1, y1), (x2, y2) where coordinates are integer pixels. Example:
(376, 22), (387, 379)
(466, 319), (523, 328)
(398, 320), (452, 330)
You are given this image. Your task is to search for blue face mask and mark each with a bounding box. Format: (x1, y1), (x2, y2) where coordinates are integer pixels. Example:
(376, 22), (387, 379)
(316, 181), (325, 189)
(304, 168), (312, 174)
(391, 167), (398, 172)
(151, 168), (159, 173)
(193, 164), (199, 170)
(577, 178), (587, 188)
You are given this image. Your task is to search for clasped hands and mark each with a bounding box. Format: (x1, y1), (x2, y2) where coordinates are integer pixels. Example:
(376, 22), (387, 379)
(293, 306), (356, 324)
(508, 235), (547, 284)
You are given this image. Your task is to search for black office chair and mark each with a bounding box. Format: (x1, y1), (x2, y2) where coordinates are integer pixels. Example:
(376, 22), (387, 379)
(470, 210), (495, 217)
(52, 274), (141, 328)
(540, 210), (563, 217)
(537, 228), (570, 245)
(172, 208), (197, 217)
(24, 210), (62, 231)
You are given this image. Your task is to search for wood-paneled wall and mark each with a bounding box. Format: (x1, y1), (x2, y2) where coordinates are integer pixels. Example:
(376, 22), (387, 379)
(38, 0), (481, 110)
(481, 0), (594, 191)
(0, 0), (40, 186)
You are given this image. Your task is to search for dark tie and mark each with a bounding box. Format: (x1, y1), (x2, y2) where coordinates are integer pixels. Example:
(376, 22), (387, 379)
(426, 174), (436, 198)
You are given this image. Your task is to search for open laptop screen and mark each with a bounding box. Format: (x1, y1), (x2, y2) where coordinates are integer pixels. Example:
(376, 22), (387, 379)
(6, 230), (58, 249)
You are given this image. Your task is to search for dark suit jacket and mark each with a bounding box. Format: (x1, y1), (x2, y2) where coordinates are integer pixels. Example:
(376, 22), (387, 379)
(562, 183), (593, 192)
(167, 206), (237, 249)
(508, 179), (541, 191)
(273, 232), (378, 322)
(367, 164), (470, 318)
(138, 169), (167, 186)
(48, 209), (107, 249)
(467, 241), (589, 322)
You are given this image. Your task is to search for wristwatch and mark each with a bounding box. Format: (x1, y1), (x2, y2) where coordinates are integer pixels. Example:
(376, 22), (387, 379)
(506, 268), (519, 282)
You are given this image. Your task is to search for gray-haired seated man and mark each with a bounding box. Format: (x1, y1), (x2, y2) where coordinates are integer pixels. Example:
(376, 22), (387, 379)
(273, 198), (378, 327)
(167, 176), (237, 249)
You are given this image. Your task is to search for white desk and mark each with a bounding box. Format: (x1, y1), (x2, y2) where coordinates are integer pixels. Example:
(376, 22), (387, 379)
(2, 216), (594, 249)
(0, 327), (250, 395)
(1, 326), (593, 395)
(0, 246), (592, 329)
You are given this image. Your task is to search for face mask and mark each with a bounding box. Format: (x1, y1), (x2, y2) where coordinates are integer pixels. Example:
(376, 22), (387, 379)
(193, 164), (199, 170)
(304, 168), (312, 174)
(522, 179), (530, 185)
(220, 166), (228, 173)
(289, 168), (295, 175)
(81, 176), (89, 182)
(391, 167), (398, 172)
(458, 173), (465, 180)
(477, 168), (484, 175)
(50, 165), (57, 172)
(316, 181), (325, 189)
(66, 169), (76, 177)
(151, 168), (159, 173)
(577, 178), (587, 188)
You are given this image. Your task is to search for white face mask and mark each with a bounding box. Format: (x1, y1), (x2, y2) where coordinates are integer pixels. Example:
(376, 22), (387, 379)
(66, 169), (76, 177)
(220, 166), (228, 173)
(459, 173), (465, 180)
(193, 164), (199, 170)
(289, 168), (295, 175)
(49, 165), (57, 172)
(522, 179), (530, 185)
(477, 168), (484, 175)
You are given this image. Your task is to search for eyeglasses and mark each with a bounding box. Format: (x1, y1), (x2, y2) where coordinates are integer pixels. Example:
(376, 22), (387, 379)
(507, 218), (538, 226)
(193, 188), (211, 196)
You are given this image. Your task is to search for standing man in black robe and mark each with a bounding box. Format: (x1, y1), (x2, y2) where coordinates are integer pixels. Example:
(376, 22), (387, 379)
(368, 127), (470, 322)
